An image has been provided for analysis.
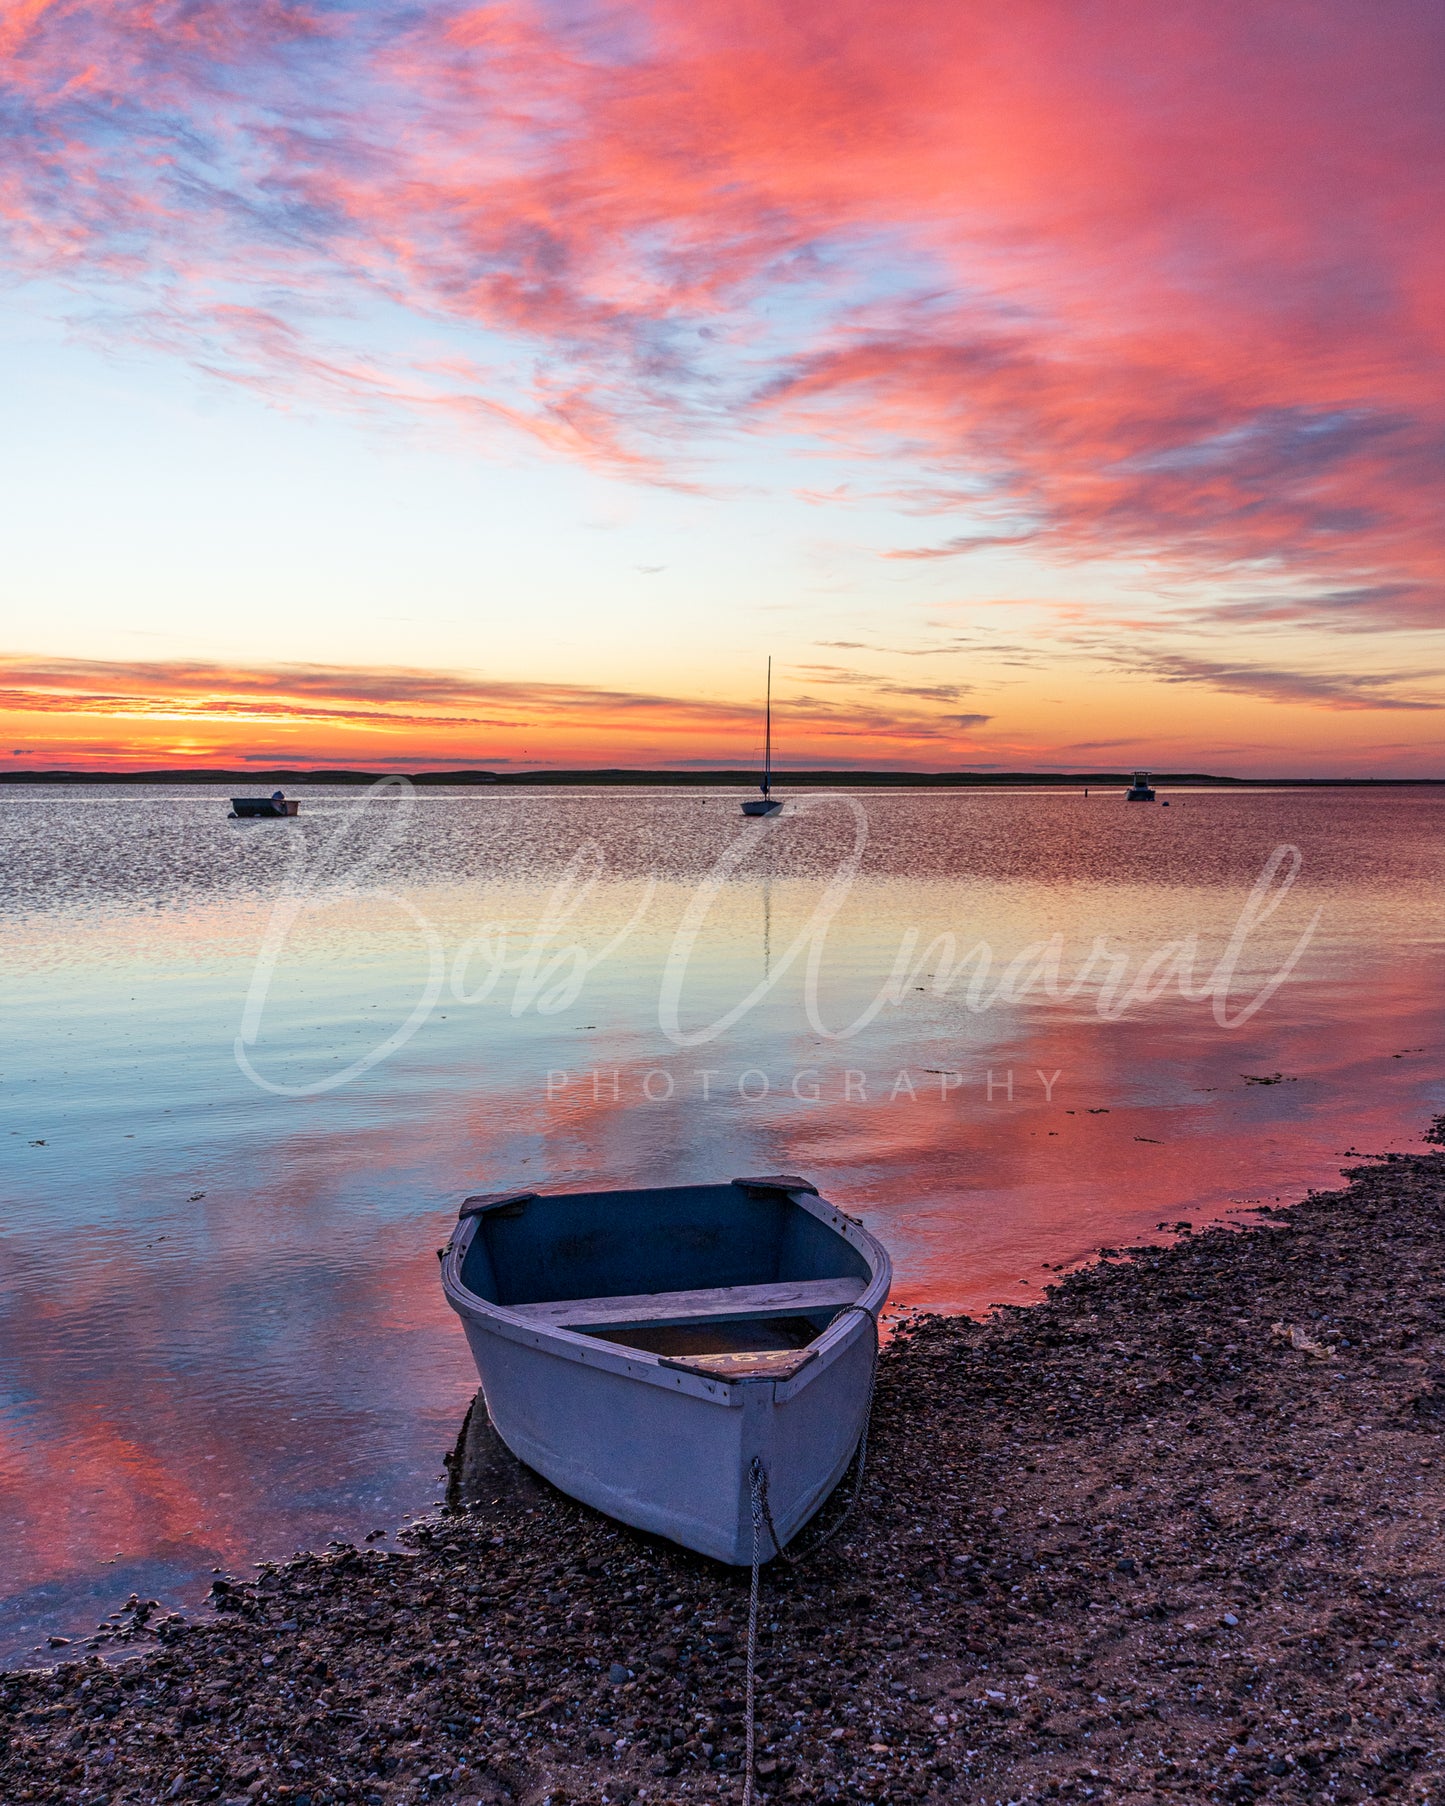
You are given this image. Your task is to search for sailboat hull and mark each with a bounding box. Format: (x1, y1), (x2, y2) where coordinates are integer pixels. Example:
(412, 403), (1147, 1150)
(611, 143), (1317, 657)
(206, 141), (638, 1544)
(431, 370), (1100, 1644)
(741, 797), (783, 816)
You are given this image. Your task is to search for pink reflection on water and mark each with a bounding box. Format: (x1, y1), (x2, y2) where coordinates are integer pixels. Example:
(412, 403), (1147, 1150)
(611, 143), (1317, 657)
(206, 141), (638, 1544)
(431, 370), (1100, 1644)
(1, 785), (1443, 1661)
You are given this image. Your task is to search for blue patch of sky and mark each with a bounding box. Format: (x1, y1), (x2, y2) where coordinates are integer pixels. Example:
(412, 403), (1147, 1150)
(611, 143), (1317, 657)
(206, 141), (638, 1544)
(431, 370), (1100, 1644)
(526, 0), (660, 68)
(1114, 406), (1402, 478)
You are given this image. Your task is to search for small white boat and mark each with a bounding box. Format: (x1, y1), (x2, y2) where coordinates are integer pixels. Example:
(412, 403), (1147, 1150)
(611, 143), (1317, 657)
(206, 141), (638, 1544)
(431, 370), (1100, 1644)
(439, 1175), (890, 1563)
(1125, 770), (1156, 801)
(741, 657), (784, 817)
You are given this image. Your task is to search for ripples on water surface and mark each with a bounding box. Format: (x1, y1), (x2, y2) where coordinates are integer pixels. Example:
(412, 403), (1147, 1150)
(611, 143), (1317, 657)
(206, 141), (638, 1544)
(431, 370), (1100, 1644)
(1, 783), (1442, 1662)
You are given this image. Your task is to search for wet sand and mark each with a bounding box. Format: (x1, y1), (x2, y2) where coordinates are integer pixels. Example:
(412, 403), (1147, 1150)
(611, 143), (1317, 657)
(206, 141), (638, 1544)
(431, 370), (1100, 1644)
(4, 1139), (1444, 1805)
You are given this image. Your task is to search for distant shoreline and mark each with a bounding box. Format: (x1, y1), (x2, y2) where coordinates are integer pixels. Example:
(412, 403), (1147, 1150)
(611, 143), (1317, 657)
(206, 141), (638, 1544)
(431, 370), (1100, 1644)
(3, 767), (1444, 789)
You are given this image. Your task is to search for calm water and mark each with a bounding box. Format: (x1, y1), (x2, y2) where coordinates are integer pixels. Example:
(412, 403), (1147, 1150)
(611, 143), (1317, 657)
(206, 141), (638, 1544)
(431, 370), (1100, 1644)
(2, 783), (1442, 1664)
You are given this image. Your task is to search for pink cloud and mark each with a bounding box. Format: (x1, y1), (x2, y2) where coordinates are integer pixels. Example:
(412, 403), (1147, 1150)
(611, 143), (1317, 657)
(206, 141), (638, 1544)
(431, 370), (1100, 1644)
(0, 0), (1441, 610)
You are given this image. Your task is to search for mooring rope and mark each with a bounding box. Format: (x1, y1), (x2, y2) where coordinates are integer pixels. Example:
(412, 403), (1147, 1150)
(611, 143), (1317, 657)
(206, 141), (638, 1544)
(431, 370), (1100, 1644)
(740, 1303), (880, 1806)
(743, 1455), (766, 1806)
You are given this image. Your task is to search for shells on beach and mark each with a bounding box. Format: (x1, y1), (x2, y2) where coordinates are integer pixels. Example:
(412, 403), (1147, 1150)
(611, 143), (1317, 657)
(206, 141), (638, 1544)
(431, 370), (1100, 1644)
(3, 1145), (1445, 1804)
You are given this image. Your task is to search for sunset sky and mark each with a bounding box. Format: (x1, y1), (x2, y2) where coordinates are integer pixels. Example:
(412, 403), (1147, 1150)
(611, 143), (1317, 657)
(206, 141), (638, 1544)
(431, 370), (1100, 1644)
(2, 0), (1442, 774)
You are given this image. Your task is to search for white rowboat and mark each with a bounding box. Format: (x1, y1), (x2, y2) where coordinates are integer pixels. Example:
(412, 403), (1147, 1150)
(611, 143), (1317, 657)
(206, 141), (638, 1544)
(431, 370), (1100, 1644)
(439, 1175), (891, 1563)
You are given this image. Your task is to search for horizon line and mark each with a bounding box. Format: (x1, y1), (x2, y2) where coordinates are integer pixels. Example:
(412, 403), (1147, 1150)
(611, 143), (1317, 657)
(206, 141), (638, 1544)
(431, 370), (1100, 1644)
(4, 766), (1445, 788)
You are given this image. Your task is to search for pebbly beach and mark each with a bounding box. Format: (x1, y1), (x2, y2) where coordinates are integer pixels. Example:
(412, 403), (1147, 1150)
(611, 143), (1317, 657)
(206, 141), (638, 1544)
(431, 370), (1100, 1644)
(4, 1138), (1444, 1806)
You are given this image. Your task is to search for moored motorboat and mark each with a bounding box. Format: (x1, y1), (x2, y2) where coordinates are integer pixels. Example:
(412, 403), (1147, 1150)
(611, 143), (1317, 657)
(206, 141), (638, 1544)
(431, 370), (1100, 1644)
(229, 797), (300, 817)
(439, 1175), (890, 1563)
(1125, 770), (1156, 801)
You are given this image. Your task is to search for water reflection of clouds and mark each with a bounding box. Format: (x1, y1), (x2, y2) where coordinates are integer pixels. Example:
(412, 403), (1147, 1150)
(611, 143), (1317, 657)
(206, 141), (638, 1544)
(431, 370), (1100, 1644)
(1, 786), (1442, 1660)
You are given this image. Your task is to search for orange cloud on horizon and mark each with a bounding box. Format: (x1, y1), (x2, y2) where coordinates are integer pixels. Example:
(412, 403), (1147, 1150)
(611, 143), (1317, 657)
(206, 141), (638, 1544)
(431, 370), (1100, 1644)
(0, 654), (1001, 772)
(2, 653), (1443, 778)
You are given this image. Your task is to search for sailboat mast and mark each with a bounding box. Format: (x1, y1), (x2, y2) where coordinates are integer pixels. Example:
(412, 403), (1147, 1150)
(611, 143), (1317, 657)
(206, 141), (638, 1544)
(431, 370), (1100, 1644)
(763, 656), (772, 796)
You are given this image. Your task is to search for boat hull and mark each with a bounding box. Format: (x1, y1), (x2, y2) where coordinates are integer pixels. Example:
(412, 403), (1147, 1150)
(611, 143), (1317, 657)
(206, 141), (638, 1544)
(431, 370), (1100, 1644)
(440, 1183), (890, 1564)
(230, 797), (299, 817)
(741, 797), (783, 817)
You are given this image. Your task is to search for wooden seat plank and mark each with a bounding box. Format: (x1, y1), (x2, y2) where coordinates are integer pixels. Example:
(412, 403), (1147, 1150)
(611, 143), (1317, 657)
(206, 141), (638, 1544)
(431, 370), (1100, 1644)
(508, 1276), (864, 1330)
(658, 1347), (818, 1382)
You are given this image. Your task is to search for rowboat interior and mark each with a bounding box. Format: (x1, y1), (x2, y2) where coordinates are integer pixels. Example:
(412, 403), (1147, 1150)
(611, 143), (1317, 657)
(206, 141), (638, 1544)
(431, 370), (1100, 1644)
(458, 1181), (872, 1381)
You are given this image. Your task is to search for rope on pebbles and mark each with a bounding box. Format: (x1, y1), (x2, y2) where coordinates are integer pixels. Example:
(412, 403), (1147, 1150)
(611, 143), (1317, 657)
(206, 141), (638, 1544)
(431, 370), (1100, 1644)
(741, 1304), (880, 1806)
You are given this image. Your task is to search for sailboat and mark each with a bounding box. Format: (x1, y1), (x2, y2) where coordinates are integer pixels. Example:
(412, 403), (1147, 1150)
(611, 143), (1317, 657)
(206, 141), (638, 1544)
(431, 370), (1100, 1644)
(741, 656), (784, 817)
